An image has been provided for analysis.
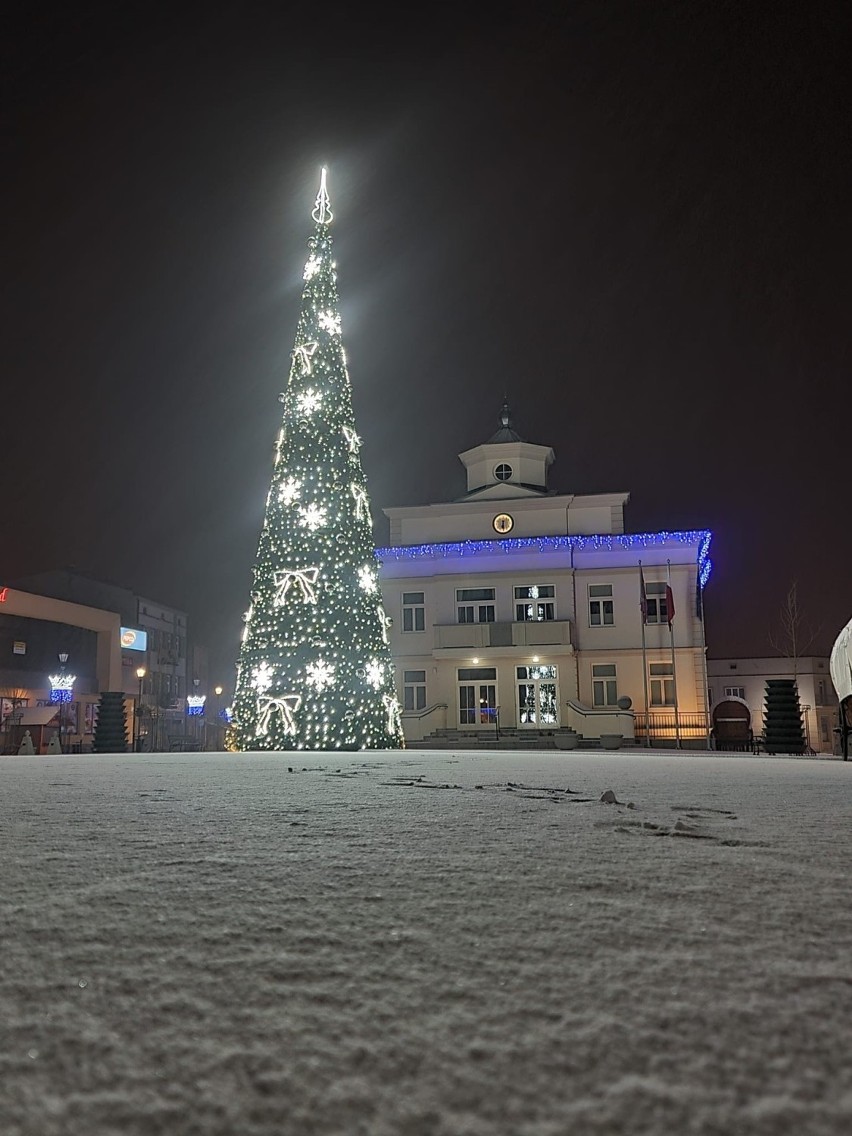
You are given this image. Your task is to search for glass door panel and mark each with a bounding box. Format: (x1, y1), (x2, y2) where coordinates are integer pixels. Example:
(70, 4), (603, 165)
(459, 683), (497, 727)
(516, 665), (559, 727)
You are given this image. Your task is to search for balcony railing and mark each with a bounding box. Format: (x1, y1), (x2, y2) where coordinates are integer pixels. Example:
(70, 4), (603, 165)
(434, 620), (572, 650)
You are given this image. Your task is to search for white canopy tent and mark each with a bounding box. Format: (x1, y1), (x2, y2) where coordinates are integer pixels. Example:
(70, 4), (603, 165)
(829, 617), (852, 705)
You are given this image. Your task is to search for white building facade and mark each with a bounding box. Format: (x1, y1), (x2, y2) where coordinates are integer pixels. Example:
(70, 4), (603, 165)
(377, 408), (712, 747)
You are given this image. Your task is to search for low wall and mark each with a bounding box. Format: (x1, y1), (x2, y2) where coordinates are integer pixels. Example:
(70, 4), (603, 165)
(564, 699), (635, 741)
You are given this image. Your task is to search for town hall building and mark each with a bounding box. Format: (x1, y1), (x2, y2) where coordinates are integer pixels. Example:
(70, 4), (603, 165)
(377, 405), (712, 747)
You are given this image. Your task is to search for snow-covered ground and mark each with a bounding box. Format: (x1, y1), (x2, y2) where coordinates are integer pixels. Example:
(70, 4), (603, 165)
(1, 749), (850, 1136)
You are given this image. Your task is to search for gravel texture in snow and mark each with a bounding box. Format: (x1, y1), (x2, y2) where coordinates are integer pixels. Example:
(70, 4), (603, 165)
(1, 749), (851, 1135)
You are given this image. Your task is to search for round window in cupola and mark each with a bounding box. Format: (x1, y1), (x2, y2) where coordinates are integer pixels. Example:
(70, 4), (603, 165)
(494, 463), (513, 482)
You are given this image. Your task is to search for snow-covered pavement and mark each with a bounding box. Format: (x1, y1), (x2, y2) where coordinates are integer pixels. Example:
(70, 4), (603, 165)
(2, 749), (850, 1135)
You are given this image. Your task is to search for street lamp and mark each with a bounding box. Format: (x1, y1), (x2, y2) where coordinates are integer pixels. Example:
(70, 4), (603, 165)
(135, 667), (146, 752)
(214, 685), (224, 751)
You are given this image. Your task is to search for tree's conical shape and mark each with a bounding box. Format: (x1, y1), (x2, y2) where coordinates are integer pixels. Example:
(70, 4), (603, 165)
(234, 170), (404, 751)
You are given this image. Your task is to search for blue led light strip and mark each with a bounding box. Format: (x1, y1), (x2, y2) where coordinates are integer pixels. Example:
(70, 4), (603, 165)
(375, 530), (713, 586)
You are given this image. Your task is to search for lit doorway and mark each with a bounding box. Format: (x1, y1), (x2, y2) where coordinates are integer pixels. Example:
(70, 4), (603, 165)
(457, 667), (498, 728)
(517, 664), (559, 727)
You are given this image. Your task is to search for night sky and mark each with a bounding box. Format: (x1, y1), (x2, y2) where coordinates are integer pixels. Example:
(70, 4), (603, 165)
(4, 1), (849, 686)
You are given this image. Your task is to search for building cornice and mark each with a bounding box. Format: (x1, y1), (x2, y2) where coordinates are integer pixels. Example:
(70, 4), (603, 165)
(383, 492), (630, 519)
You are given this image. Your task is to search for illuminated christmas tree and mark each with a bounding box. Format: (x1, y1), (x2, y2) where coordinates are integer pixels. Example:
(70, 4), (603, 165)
(234, 170), (404, 751)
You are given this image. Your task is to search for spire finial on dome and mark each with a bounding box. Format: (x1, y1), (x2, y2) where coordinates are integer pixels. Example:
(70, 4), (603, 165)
(312, 167), (333, 225)
(486, 399), (523, 444)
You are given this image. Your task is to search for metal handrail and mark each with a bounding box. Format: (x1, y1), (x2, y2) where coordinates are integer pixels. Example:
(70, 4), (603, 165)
(400, 702), (448, 720)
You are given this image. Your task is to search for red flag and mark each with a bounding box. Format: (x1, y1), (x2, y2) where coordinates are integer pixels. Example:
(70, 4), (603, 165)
(665, 584), (675, 626)
(639, 564), (648, 624)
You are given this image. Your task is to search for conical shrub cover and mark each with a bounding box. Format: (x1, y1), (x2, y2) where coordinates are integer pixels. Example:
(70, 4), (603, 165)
(763, 679), (805, 755)
(93, 692), (128, 754)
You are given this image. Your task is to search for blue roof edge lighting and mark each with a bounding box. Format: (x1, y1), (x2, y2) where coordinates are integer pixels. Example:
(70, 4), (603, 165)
(376, 530), (713, 587)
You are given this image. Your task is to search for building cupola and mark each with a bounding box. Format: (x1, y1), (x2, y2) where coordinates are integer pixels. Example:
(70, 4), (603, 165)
(456, 402), (556, 500)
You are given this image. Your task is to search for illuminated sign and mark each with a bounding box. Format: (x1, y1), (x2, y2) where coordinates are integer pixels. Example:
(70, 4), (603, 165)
(13, 641), (26, 655)
(0, 587), (7, 602)
(186, 695), (206, 716)
(120, 628), (148, 652)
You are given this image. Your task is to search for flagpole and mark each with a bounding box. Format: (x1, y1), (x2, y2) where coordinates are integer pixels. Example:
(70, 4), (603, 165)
(667, 559), (682, 750)
(639, 561), (651, 748)
(697, 577), (711, 750)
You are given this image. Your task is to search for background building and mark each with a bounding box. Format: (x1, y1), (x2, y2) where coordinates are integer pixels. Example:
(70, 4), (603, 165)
(378, 407), (712, 748)
(707, 655), (838, 754)
(1, 570), (201, 753)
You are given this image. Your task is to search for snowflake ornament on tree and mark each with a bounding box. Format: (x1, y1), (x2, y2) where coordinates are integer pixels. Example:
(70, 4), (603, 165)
(279, 478), (301, 506)
(297, 388), (322, 416)
(305, 658), (335, 691)
(298, 503), (327, 532)
(358, 565), (379, 593)
(251, 661), (274, 694)
(317, 310), (342, 336)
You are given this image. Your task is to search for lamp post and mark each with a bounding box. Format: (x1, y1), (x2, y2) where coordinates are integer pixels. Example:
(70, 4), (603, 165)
(49, 653), (76, 754)
(135, 666), (147, 752)
(186, 678), (206, 746)
(214, 685), (223, 751)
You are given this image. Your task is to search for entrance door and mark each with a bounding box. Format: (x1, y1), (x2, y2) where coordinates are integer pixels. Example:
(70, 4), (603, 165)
(457, 667), (498, 728)
(516, 664), (559, 727)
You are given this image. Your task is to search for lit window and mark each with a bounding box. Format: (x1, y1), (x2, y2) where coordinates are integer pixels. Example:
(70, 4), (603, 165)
(514, 585), (555, 622)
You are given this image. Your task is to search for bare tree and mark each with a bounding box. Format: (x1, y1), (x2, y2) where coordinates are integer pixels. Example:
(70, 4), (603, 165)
(768, 580), (821, 676)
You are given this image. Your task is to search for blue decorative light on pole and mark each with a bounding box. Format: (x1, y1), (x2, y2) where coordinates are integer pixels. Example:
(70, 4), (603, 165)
(49, 653), (76, 753)
(186, 695), (206, 717)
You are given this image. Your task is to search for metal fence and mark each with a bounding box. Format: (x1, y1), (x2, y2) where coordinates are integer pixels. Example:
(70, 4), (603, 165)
(634, 711), (710, 745)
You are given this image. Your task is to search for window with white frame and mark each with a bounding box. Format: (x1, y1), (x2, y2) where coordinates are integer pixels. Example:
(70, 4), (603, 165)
(644, 581), (669, 624)
(588, 584), (614, 626)
(650, 662), (675, 706)
(403, 670), (427, 712)
(724, 686), (746, 700)
(514, 584), (555, 622)
(402, 592), (425, 633)
(592, 663), (618, 707)
(456, 587), (495, 623)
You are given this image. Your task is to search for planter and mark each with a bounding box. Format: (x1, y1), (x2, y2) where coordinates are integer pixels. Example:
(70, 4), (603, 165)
(553, 732), (579, 750)
(599, 734), (623, 751)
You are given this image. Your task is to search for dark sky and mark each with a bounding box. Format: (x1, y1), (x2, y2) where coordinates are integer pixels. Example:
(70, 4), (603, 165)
(4, 1), (849, 685)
